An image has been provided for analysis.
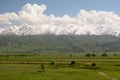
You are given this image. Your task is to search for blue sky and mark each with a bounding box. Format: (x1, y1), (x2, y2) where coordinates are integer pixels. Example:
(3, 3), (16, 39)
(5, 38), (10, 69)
(0, 0), (120, 17)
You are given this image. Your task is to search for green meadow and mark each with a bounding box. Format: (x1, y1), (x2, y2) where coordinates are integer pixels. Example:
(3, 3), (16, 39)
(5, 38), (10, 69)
(0, 54), (120, 80)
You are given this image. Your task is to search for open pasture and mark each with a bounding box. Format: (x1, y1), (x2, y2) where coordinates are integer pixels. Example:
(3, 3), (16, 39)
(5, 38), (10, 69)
(0, 54), (120, 80)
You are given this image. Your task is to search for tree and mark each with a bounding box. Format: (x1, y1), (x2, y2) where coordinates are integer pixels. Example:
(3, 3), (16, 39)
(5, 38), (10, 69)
(101, 53), (107, 57)
(50, 61), (55, 65)
(85, 53), (91, 57)
(69, 54), (72, 57)
(91, 63), (96, 67)
(114, 53), (117, 56)
(92, 53), (96, 57)
(69, 61), (76, 65)
(41, 64), (45, 72)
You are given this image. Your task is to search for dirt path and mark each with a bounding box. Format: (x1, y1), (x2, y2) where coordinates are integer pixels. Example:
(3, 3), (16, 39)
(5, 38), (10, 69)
(99, 71), (118, 80)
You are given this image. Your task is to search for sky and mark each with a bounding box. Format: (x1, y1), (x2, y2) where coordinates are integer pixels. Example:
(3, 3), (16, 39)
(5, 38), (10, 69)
(0, 0), (120, 17)
(0, 0), (120, 36)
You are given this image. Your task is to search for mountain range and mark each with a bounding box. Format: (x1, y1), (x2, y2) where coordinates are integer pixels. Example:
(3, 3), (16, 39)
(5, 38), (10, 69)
(0, 24), (120, 36)
(0, 35), (120, 53)
(0, 3), (120, 53)
(0, 3), (120, 36)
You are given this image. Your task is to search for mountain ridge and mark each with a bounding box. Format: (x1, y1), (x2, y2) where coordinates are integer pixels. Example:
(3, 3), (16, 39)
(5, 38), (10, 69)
(0, 25), (120, 36)
(0, 3), (120, 36)
(0, 35), (120, 53)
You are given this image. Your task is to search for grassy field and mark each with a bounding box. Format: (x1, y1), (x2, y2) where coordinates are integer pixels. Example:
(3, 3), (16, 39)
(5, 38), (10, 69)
(0, 54), (120, 80)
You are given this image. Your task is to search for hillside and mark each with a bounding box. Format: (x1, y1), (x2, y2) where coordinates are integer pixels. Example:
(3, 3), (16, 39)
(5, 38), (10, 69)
(0, 35), (120, 54)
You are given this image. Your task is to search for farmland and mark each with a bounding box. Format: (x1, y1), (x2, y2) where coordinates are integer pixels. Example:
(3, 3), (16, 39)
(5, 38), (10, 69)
(0, 53), (120, 80)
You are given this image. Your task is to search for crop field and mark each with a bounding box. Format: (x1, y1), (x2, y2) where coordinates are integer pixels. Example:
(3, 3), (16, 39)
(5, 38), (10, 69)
(0, 53), (120, 80)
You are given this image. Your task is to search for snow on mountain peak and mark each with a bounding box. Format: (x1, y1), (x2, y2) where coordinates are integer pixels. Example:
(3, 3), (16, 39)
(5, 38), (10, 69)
(0, 3), (120, 36)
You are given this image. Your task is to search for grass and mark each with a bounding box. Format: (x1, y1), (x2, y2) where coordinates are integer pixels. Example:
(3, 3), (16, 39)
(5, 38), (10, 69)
(0, 54), (120, 80)
(0, 64), (110, 80)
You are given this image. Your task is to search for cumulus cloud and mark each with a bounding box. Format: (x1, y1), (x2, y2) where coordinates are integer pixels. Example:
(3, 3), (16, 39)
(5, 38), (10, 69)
(0, 3), (120, 36)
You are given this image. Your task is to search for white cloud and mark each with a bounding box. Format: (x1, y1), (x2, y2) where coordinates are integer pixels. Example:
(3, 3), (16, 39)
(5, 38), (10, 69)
(0, 3), (120, 36)
(0, 12), (18, 25)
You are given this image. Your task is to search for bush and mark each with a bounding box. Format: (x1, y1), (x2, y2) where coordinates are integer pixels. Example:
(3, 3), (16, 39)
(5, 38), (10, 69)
(69, 61), (76, 65)
(101, 53), (107, 57)
(91, 63), (96, 66)
(50, 61), (55, 65)
(92, 54), (96, 57)
(69, 54), (72, 57)
(114, 53), (117, 56)
(84, 63), (100, 70)
(41, 64), (45, 72)
(85, 53), (91, 57)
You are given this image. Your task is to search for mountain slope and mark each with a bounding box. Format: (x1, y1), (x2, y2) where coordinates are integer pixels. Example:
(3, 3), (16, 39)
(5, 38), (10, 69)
(0, 35), (120, 53)
(0, 24), (120, 36)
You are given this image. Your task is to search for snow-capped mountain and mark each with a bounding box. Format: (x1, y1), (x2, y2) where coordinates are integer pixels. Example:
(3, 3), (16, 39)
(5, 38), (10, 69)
(0, 24), (120, 36)
(0, 3), (120, 36)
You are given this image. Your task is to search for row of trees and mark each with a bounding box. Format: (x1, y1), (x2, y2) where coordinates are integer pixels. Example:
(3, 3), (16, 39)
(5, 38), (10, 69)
(85, 53), (108, 57)
(0, 53), (118, 57)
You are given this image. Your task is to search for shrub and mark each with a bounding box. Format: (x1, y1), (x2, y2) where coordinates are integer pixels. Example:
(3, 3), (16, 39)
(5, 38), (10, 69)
(41, 64), (45, 72)
(50, 61), (55, 65)
(85, 53), (91, 57)
(91, 63), (96, 67)
(69, 54), (72, 57)
(84, 63), (100, 70)
(114, 53), (117, 56)
(92, 54), (96, 57)
(69, 61), (76, 65)
(101, 53), (107, 57)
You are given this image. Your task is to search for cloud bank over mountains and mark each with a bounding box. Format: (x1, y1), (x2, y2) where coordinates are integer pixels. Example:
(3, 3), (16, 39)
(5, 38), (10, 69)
(0, 3), (120, 36)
